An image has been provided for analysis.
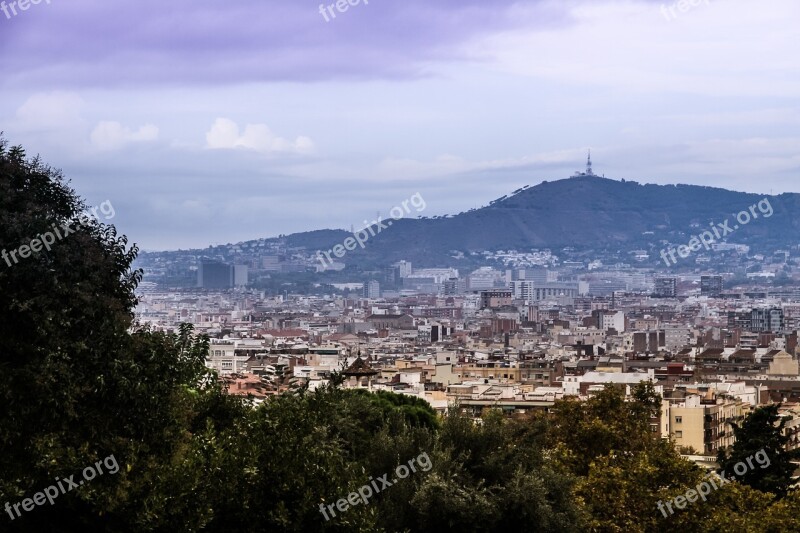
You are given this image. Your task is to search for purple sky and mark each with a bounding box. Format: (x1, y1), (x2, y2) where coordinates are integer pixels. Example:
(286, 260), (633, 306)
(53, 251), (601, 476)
(1, 0), (798, 249)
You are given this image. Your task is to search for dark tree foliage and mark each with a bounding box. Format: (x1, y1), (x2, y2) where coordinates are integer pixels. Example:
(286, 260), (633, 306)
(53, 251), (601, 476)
(718, 404), (800, 498)
(349, 388), (440, 430)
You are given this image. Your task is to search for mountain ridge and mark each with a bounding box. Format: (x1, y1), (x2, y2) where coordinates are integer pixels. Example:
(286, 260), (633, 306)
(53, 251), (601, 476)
(145, 175), (800, 268)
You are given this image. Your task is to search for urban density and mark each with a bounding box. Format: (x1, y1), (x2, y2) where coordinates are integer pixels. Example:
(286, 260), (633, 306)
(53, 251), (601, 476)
(137, 256), (800, 457)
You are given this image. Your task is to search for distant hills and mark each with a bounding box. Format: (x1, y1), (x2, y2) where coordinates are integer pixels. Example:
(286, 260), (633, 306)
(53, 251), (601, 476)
(278, 175), (799, 266)
(149, 175), (800, 269)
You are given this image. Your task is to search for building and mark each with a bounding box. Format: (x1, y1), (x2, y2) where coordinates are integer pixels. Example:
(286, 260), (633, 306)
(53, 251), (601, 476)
(385, 265), (402, 287)
(367, 314), (414, 330)
(261, 255), (282, 272)
(509, 281), (580, 304)
(443, 278), (460, 296)
(700, 275), (723, 297)
(728, 310), (752, 330)
(751, 307), (784, 333)
(665, 387), (749, 455)
(664, 326), (691, 352)
(395, 260), (412, 278)
(233, 265), (248, 287)
(198, 260), (233, 289)
(363, 280), (381, 299)
(626, 330), (663, 353)
(654, 277), (677, 298)
(480, 289), (512, 309)
(468, 267), (504, 291)
(594, 310), (626, 333)
(767, 351), (799, 376)
(417, 323), (452, 344)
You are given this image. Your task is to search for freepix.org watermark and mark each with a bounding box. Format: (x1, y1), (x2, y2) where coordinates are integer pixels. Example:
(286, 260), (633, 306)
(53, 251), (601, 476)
(318, 452), (432, 521)
(660, 0), (711, 22)
(1, 0), (50, 21)
(4, 454), (120, 521)
(659, 198), (773, 266)
(316, 192), (426, 269)
(657, 448), (770, 518)
(1, 200), (116, 269)
(318, 0), (368, 23)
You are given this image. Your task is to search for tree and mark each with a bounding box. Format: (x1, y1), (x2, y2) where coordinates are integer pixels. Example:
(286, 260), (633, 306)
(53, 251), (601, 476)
(0, 139), (140, 529)
(717, 404), (800, 497)
(0, 139), (248, 532)
(418, 408), (580, 532)
(548, 382), (663, 476)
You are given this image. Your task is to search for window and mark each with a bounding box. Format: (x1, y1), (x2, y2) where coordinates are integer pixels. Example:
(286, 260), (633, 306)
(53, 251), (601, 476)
(675, 431), (683, 438)
(675, 416), (682, 423)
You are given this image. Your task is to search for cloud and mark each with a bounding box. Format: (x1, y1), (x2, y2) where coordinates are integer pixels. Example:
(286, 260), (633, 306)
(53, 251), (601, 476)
(205, 118), (314, 154)
(14, 92), (86, 132)
(0, 0), (547, 88)
(475, 0), (800, 98)
(90, 121), (159, 151)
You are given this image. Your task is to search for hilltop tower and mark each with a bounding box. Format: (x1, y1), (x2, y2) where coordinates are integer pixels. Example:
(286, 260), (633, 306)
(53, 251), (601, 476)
(572, 149), (599, 178)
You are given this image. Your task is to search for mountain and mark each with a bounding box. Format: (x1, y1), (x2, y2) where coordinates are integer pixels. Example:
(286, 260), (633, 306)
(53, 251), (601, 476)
(280, 175), (799, 266)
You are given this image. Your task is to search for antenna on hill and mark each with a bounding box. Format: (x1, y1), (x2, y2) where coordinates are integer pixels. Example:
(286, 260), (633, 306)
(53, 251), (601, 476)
(586, 149), (593, 176)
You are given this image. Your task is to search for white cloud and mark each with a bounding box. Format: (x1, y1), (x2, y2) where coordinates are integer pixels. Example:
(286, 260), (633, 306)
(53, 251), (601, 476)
(14, 92), (87, 132)
(205, 118), (314, 154)
(473, 0), (800, 97)
(90, 121), (159, 150)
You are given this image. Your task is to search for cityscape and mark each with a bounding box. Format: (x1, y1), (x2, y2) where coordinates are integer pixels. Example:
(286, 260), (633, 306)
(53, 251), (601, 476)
(2, 0), (800, 531)
(135, 159), (800, 459)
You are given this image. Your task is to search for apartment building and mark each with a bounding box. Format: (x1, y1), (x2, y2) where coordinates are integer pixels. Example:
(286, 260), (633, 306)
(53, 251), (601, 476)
(665, 387), (749, 455)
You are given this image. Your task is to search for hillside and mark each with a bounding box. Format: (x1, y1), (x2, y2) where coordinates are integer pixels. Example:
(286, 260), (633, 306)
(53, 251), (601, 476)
(280, 175), (799, 266)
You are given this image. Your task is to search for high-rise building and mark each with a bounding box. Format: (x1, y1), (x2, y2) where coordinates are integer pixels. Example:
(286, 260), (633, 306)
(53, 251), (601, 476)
(198, 260), (233, 289)
(385, 265), (401, 287)
(654, 277), (677, 298)
(443, 278), (460, 296)
(728, 308), (785, 333)
(727, 310), (752, 330)
(751, 307), (784, 333)
(396, 261), (412, 278)
(700, 275), (723, 297)
(363, 280), (381, 299)
(233, 265), (248, 287)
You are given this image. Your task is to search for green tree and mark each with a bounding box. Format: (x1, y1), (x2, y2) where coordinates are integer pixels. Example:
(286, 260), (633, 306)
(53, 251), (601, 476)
(717, 404), (800, 497)
(548, 382), (663, 476)
(0, 139), (248, 532)
(415, 407), (580, 532)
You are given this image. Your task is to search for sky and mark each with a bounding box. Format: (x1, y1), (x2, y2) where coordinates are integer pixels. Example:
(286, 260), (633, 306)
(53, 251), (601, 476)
(1, 0), (798, 250)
